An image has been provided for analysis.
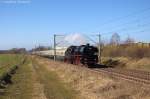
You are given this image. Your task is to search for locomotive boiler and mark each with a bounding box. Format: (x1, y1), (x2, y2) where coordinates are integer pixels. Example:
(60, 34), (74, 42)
(64, 44), (98, 67)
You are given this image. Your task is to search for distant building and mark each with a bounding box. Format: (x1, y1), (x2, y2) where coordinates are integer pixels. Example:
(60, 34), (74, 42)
(136, 42), (150, 48)
(10, 48), (26, 54)
(108, 42), (150, 48)
(0, 50), (11, 54)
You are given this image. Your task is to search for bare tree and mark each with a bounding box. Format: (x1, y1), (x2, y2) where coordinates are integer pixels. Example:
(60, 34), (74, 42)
(124, 36), (135, 44)
(110, 33), (120, 45)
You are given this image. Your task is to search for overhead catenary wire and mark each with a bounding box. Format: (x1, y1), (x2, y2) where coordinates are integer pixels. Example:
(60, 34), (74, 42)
(98, 7), (150, 29)
(98, 12), (150, 37)
(88, 8), (150, 40)
(101, 15), (150, 33)
(83, 34), (97, 44)
(125, 28), (150, 35)
(103, 21), (150, 35)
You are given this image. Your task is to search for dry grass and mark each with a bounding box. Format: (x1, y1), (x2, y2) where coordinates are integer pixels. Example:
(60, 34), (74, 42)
(36, 56), (150, 99)
(102, 57), (150, 71)
(102, 45), (150, 58)
(32, 57), (77, 99)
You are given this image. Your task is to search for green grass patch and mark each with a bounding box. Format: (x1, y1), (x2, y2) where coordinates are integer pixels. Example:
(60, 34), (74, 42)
(0, 54), (23, 66)
(0, 54), (24, 78)
(0, 58), (34, 99)
(33, 60), (77, 99)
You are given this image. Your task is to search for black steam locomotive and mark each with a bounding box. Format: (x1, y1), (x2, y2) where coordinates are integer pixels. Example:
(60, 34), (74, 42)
(64, 44), (98, 67)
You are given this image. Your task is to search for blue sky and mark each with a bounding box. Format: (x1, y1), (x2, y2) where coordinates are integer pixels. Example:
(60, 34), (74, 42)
(0, 0), (150, 50)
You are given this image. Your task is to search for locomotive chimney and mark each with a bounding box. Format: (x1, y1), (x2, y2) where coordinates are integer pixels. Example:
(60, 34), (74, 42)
(87, 43), (90, 46)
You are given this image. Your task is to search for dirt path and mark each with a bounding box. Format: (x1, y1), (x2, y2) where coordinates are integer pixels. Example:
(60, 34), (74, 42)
(32, 57), (77, 99)
(30, 62), (47, 99)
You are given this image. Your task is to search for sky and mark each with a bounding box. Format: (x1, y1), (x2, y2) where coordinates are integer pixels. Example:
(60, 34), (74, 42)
(0, 0), (150, 50)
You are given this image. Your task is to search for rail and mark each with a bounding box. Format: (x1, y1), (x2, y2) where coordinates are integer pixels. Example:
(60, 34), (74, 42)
(86, 68), (150, 88)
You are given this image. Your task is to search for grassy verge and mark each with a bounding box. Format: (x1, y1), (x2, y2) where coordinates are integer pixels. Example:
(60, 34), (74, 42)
(33, 58), (77, 99)
(0, 57), (34, 99)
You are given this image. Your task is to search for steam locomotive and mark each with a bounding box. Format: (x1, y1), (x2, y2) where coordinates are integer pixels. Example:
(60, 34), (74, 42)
(64, 44), (98, 67)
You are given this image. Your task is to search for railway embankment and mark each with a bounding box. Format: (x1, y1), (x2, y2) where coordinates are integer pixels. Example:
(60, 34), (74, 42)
(101, 57), (150, 71)
(35, 56), (150, 99)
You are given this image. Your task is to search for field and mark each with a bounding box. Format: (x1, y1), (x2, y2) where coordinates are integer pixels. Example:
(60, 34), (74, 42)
(0, 54), (150, 99)
(0, 54), (24, 78)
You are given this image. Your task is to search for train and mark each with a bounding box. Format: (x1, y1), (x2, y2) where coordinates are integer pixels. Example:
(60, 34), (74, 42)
(64, 44), (99, 67)
(33, 44), (99, 67)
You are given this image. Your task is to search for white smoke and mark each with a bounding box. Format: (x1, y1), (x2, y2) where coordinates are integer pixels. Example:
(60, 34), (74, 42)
(64, 33), (87, 45)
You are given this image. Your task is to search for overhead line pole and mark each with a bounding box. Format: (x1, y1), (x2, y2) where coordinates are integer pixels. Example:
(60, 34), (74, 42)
(54, 34), (56, 61)
(85, 33), (102, 64)
(53, 34), (66, 61)
(98, 33), (101, 64)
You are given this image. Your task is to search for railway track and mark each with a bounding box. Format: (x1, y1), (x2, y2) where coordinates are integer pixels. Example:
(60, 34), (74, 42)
(87, 67), (150, 88)
(39, 56), (150, 88)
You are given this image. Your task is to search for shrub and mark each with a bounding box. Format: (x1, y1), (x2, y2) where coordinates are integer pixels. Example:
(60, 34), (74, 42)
(102, 45), (150, 58)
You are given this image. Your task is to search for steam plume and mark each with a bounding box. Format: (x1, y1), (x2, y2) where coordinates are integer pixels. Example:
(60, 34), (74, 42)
(64, 33), (87, 45)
